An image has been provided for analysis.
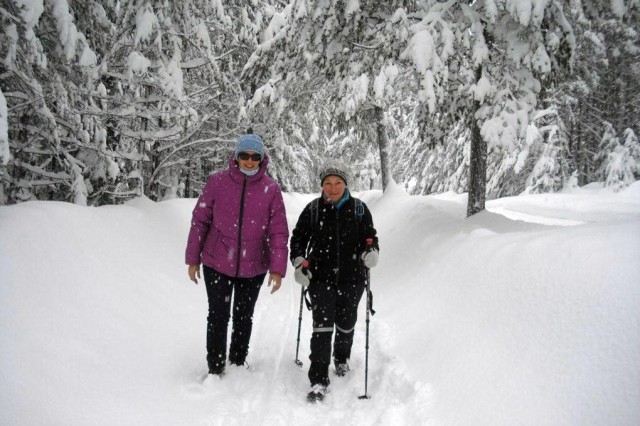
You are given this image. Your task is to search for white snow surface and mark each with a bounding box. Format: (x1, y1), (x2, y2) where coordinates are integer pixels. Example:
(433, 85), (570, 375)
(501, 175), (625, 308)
(1, 181), (639, 425)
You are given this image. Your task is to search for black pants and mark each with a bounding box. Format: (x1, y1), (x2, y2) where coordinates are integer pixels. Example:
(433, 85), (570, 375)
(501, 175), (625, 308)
(307, 277), (365, 386)
(203, 265), (265, 371)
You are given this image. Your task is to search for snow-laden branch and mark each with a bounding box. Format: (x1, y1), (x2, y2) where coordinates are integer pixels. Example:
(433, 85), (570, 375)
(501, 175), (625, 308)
(15, 161), (71, 181)
(58, 137), (145, 161)
(352, 42), (384, 50)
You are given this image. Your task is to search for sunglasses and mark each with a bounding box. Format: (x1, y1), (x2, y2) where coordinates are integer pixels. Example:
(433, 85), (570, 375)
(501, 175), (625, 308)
(237, 152), (262, 161)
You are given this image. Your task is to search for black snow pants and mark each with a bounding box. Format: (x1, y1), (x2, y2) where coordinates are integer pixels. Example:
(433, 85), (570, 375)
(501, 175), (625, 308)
(203, 265), (265, 371)
(307, 277), (365, 386)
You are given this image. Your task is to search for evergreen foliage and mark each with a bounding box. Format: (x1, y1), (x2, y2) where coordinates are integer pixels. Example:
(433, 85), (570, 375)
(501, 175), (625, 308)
(0, 0), (638, 207)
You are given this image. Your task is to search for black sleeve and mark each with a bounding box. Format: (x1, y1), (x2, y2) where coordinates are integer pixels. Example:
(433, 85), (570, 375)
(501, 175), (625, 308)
(289, 199), (315, 263)
(360, 202), (379, 251)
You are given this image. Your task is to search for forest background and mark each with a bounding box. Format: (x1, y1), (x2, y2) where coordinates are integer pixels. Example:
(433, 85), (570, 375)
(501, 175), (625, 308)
(1, 0), (639, 214)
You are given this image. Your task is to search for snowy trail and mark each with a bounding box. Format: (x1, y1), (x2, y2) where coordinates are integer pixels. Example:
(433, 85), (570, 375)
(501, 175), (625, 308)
(175, 198), (434, 425)
(160, 190), (434, 425)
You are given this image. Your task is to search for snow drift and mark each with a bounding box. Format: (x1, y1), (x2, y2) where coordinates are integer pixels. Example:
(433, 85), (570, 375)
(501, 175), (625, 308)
(1, 182), (639, 425)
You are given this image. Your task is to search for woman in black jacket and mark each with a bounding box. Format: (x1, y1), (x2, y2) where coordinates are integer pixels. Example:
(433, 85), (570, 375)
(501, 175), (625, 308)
(290, 160), (379, 402)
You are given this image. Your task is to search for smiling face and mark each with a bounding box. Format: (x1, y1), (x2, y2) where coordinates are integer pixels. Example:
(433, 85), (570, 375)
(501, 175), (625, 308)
(322, 175), (346, 202)
(236, 150), (261, 172)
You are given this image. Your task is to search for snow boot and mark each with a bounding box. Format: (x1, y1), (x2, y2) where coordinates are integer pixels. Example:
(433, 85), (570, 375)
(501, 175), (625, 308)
(334, 361), (350, 377)
(208, 361), (225, 377)
(209, 368), (225, 377)
(306, 384), (328, 402)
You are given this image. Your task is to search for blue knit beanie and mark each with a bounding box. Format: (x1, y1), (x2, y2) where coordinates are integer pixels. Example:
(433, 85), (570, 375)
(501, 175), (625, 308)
(234, 134), (264, 160)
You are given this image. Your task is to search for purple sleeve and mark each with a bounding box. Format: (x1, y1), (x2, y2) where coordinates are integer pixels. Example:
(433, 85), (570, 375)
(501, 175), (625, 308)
(185, 177), (216, 265)
(267, 186), (290, 276)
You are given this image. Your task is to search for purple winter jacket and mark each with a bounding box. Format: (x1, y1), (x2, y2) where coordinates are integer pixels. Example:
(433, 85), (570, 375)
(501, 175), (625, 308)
(185, 154), (289, 278)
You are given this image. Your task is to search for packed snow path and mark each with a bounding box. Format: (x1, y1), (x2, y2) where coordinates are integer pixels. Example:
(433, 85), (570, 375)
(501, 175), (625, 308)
(179, 278), (431, 425)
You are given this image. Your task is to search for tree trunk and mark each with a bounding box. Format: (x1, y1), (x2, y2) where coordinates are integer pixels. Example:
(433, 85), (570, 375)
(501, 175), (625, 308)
(467, 68), (487, 217)
(375, 106), (391, 191)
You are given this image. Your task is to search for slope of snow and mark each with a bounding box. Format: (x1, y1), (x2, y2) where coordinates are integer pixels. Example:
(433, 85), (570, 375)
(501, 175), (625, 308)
(1, 182), (639, 425)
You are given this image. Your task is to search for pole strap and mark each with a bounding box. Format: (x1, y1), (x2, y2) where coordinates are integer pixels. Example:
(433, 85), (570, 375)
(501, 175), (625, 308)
(303, 288), (312, 311)
(367, 288), (376, 315)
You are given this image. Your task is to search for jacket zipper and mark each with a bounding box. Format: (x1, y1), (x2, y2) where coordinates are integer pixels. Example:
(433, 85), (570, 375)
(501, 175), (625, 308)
(335, 205), (341, 283)
(235, 175), (247, 277)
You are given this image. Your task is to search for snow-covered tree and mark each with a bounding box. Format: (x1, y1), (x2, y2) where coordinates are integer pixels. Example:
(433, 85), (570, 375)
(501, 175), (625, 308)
(1, 0), (103, 205)
(97, 0), (231, 201)
(0, 0), (288, 204)
(597, 124), (640, 191)
(244, 0), (422, 191)
(389, 0), (638, 210)
(525, 120), (571, 194)
(0, 87), (9, 204)
(550, 1), (640, 187)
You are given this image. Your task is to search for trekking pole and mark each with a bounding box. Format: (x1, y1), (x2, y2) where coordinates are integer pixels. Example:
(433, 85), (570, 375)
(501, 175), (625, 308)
(359, 268), (373, 399)
(294, 285), (304, 366)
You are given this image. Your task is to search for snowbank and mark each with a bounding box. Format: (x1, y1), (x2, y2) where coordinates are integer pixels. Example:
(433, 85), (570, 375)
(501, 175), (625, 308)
(1, 184), (638, 425)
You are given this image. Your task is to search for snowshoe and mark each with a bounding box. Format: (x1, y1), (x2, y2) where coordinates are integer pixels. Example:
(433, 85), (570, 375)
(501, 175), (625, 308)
(306, 391), (324, 402)
(306, 384), (328, 403)
(334, 361), (350, 377)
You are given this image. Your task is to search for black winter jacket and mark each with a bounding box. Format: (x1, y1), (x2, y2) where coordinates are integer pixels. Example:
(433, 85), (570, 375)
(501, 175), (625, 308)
(290, 195), (379, 283)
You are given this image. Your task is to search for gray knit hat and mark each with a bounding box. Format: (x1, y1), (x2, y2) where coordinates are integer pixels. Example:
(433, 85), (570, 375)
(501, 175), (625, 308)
(319, 159), (350, 186)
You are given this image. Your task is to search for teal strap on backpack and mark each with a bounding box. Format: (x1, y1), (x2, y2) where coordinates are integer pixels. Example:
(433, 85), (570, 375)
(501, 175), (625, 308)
(354, 198), (364, 221)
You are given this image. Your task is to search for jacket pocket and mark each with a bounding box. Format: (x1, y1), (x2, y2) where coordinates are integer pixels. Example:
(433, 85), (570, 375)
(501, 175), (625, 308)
(204, 227), (221, 258)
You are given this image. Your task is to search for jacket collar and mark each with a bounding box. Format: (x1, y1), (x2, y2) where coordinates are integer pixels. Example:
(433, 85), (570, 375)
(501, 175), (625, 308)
(322, 188), (351, 210)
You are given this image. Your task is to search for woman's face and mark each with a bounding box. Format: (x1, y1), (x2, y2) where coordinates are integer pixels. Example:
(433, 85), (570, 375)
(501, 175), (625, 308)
(322, 175), (346, 202)
(236, 150), (262, 172)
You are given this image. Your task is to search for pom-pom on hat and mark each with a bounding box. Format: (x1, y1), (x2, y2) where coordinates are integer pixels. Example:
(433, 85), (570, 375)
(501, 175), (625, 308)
(234, 134), (264, 160)
(319, 159), (350, 186)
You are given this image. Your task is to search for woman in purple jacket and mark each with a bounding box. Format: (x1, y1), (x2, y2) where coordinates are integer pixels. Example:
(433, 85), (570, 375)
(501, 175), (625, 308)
(185, 134), (289, 376)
